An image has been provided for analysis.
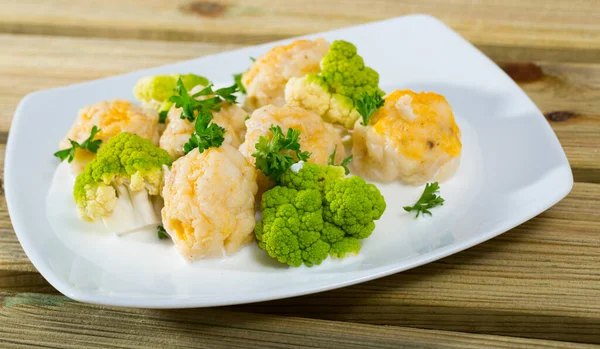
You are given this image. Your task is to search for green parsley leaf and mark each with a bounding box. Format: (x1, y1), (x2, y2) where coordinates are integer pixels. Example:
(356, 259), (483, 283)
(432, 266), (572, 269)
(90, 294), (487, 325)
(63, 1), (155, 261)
(233, 72), (246, 94)
(169, 78), (204, 122)
(214, 83), (239, 104)
(252, 125), (311, 182)
(356, 90), (385, 126)
(191, 83), (215, 98)
(250, 57), (256, 62)
(183, 110), (226, 155)
(157, 225), (170, 240)
(328, 145), (353, 175)
(158, 110), (169, 124)
(53, 126), (102, 163)
(168, 77), (241, 153)
(53, 141), (77, 163)
(79, 125), (102, 153)
(403, 182), (445, 217)
(157, 100), (173, 124)
(169, 78), (241, 122)
(340, 155), (353, 175)
(328, 146), (337, 166)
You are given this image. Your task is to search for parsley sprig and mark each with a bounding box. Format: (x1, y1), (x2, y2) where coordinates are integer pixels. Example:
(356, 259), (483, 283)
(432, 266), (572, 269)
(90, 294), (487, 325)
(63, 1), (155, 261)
(356, 91), (385, 126)
(157, 225), (170, 240)
(328, 146), (353, 175)
(233, 72), (246, 94)
(403, 182), (445, 217)
(183, 110), (226, 155)
(158, 109), (169, 124)
(167, 77), (239, 154)
(214, 84), (239, 104)
(252, 125), (311, 182)
(168, 78), (239, 122)
(53, 126), (102, 163)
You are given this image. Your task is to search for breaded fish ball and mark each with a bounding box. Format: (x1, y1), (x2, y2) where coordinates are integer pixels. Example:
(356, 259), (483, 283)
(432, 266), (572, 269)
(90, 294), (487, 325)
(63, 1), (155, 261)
(242, 38), (330, 111)
(159, 86), (247, 160)
(59, 100), (160, 175)
(353, 90), (462, 185)
(239, 104), (346, 194)
(161, 144), (258, 260)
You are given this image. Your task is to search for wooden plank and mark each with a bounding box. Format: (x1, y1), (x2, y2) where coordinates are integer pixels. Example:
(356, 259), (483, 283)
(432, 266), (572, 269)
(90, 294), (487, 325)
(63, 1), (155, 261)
(0, 291), (594, 349)
(236, 221), (600, 344)
(0, 32), (598, 341)
(498, 61), (600, 183)
(0, 270), (55, 293)
(1, 182), (599, 343)
(480, 45), (600, 64)
(0, 34), (241, 132)
(0, 0), (598, 54)
(0, 35), (598, 182)
(0, 1), (596, 346)
(230, 184), (600, 343)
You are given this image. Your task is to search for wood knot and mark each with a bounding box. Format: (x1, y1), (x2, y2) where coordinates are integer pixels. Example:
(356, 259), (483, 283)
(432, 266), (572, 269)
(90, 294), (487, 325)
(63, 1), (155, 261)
(544, 111), (576, 122)
(500, 62), (544, 83)
(183, 1), (226, 17)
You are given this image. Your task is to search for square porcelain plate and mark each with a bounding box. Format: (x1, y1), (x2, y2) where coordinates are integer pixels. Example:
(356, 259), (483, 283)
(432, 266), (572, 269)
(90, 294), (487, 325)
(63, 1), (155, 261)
(5, 15), (572, 308)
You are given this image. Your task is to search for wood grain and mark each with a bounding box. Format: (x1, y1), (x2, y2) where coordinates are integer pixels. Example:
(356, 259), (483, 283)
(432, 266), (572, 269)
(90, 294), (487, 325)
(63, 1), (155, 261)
(0, 31), (599, 343)
(0, 0), (598, 53)
(0, 291), (595, 349)
(499, 61), (600, 182)
(0, 271), (55, 293)
(1, 182), (598, 342)
(0, 34), (241, 132)
(0, 35), (598, 182)
(0, 1), (598, 346)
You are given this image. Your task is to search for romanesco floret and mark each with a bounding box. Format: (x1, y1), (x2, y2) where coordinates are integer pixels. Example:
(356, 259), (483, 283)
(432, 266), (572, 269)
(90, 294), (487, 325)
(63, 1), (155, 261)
(133, 73), (208, 117)
(284, 40), (382, 128)
(279, 162), (345, 192)
(255, 163), (386, 267)
(74, 132), (172, 234)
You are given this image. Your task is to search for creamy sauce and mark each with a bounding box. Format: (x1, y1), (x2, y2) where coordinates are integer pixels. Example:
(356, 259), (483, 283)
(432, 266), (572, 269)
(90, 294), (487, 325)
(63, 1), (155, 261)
(45, 117), (482, 277)
(290, 161), (305, 173)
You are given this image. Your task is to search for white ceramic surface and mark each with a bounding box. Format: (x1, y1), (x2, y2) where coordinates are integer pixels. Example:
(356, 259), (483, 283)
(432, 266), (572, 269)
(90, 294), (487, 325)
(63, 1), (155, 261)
(5, 15), (573, 308)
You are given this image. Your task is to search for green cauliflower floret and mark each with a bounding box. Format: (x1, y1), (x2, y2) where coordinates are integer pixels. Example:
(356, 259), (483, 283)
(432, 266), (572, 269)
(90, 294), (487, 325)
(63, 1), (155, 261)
(279, 162), (345, 192)
(74, 132), (172, 234)
(256, 187), (329, 267)
(133, 73), (208, 118)
(256, 163), (386, 267)
(320, 41), (380, 102)
(284, 40), (382, 128)
(324, 176), (387, 239)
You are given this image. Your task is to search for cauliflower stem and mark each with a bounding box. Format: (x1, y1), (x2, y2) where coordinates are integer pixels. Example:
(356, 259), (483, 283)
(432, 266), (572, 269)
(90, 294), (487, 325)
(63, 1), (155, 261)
(102, 184), (160, 235)
(74, 133), (172, 235)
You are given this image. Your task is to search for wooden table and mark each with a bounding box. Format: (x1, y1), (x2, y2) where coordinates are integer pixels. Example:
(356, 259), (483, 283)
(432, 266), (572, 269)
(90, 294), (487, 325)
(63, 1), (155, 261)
(1, 1), (598, 348)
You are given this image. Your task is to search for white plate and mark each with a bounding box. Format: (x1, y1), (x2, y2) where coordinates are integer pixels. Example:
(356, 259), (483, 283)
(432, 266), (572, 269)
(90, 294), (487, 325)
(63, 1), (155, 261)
(5, 15), (573, 308)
